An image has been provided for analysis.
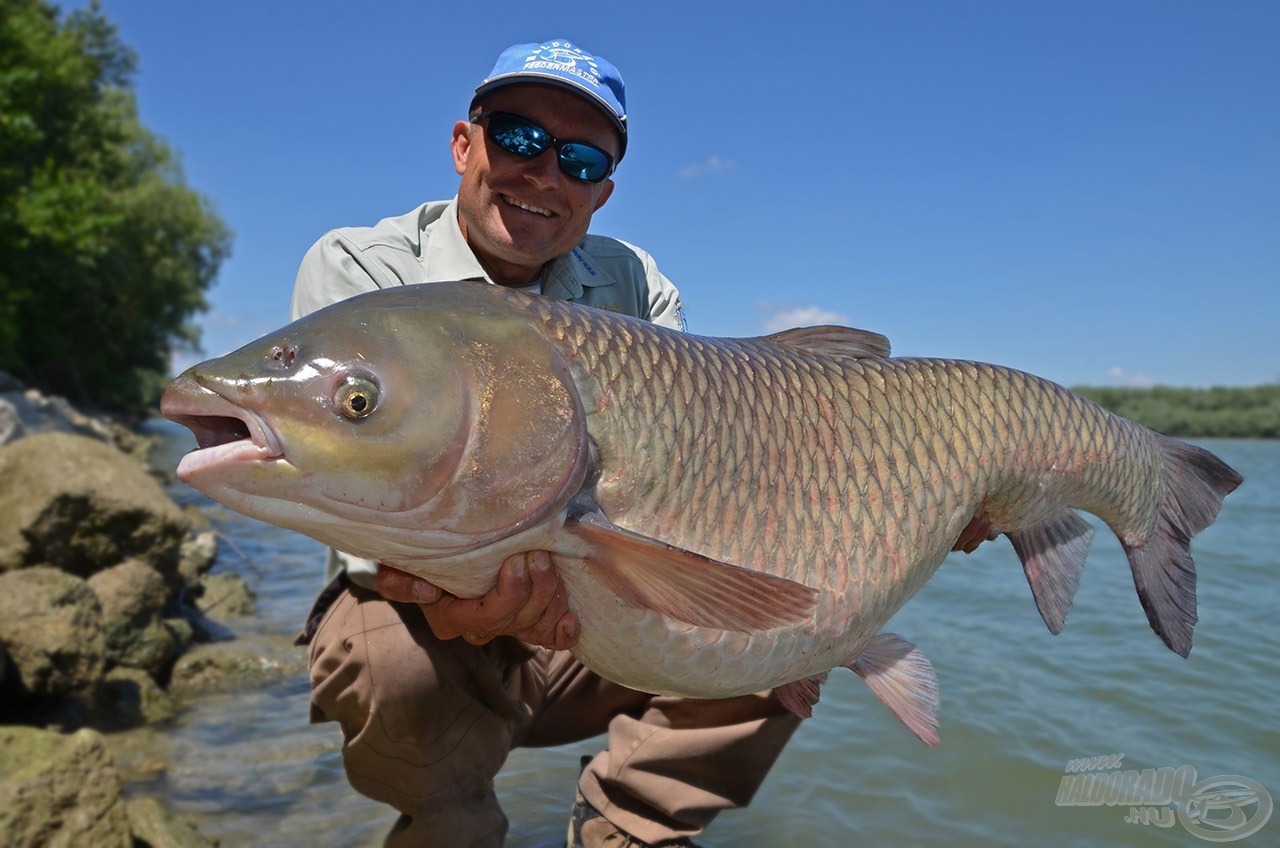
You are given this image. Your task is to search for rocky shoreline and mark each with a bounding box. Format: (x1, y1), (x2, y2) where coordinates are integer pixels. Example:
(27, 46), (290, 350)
(0, 375), (300, 847)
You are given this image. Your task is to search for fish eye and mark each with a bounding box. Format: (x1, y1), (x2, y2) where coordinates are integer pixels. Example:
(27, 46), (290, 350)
(334, 374), (379, 420)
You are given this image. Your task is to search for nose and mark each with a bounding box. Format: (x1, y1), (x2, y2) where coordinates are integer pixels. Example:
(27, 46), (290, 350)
(521, 147), (563, 189)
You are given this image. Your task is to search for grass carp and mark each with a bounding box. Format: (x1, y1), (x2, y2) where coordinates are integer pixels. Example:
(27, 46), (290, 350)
(161, 282), (1242, 744)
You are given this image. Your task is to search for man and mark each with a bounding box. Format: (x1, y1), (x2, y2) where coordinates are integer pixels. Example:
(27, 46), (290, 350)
(292, 40), (799, 848)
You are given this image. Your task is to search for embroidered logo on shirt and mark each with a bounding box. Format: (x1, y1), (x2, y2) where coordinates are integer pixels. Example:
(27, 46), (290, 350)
(572, 248), (598, 277)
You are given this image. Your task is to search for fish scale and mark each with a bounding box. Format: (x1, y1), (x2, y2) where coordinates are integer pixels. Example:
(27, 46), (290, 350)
(162, 281), (1241, 742)
(506, 292), (1205, 683)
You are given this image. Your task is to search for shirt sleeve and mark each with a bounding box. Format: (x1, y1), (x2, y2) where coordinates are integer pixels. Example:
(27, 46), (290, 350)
(291, 230), (398, 321)
(636, 247), (687, 332)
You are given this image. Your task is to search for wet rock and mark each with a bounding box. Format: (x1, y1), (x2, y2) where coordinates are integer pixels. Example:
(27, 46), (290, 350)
(0, 566), (106, 708)
(88, 559), (187, 678)
(194, 571), (257, 622)
(0, 433), (189, 580)
(168, 635), (307, 699)
(95, 666), (178, 728)
(0, 726), (132, 848)
(178, 528), (218, 582)
(126, 796), (220, 847)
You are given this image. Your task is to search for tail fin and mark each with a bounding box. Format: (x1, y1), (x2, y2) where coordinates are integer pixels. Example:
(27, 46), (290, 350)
(1124, 438), (1243, 657)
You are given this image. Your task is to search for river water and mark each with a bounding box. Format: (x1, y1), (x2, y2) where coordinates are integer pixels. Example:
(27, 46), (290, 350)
(128, 425), (1277, 846)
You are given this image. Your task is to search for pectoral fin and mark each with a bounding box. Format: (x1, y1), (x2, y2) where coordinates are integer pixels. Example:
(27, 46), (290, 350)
(566, 511), (819, 633)
(846, 633), (940, 746)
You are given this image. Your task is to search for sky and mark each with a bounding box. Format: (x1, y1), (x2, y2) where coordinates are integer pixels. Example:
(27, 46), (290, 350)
(72, 0), (1278, 387)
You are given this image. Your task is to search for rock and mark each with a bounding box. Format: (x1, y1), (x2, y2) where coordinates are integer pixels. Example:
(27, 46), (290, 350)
(0, 566), (106, 707)
(168, 635), (307, 699)
(0, 386), (100, 445)
(178, 529), (218, 582)
(126, 796), (220, 848)
(194, 571), (257, 621)
(95, 667), (177, 727)
(0, 433), (189, 580)
(88, 559), (184, 677)
(0, 726), (133, 848)
(0, 377), (149, 463)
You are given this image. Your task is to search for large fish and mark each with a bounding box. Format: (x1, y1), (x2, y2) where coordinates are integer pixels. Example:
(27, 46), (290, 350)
(161, 282), (1241, 744)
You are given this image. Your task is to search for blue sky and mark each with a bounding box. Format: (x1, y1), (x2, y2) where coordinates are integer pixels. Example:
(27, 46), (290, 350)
(80, 0), (1277, 387)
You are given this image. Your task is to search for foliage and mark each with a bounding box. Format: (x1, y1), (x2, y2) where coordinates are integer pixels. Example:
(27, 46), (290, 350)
(1073, 384), (1280, 439)
(0, 0), (230, 416)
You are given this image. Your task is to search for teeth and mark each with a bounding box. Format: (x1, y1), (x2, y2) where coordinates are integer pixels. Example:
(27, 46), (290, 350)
(502, 195), (553, 217)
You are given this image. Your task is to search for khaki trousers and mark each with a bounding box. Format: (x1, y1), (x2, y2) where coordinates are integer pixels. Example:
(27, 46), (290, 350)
(307, 584), (800, 847)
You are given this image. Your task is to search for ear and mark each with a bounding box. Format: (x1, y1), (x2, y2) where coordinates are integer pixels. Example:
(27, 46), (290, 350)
(592, 178), (614, 212)
(451, 120), (473, 176)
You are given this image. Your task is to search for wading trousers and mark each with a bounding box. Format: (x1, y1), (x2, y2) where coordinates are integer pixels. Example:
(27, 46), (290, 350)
(306, 583), (801, 847)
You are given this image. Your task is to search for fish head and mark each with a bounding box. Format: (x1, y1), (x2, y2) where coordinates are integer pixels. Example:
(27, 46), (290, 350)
(161, 283), (591, 563)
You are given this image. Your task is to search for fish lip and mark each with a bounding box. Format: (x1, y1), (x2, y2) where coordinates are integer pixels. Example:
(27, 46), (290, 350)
(160, 376), (284, 463)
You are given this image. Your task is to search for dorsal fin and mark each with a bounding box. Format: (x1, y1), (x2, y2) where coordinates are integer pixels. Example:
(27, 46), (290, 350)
(765, 325), (891, 360)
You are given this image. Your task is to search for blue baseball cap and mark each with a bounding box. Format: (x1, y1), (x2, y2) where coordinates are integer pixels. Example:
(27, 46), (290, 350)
(472, 39), (628, 160)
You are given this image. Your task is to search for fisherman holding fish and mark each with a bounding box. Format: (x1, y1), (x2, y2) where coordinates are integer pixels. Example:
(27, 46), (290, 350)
(164, 33), (1239, 848)
(292, 40), (794, 848)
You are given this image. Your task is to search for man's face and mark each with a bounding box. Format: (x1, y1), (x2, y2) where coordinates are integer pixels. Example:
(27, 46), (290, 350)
(452, 83), (619, 285)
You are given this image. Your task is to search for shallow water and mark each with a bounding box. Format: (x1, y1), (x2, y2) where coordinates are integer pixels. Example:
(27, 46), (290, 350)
(133, 424), (1277, 846)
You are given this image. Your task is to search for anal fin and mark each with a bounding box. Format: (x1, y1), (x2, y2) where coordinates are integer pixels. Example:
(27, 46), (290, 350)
(1007, 509), (1095, 634)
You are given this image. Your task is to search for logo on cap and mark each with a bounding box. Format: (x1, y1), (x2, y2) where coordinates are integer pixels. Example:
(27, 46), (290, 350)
(521, 41), (601, 87)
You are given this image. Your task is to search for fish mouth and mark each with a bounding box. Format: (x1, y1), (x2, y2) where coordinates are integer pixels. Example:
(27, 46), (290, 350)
(160, 375), (285, 474)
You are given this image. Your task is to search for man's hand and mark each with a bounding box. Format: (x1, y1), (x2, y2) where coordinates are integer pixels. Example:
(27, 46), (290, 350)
(375, 551), (580, 651)
(953, 512), (999, 554)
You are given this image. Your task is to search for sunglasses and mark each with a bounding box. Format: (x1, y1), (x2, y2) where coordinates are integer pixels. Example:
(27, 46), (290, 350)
(471, 111), (616, 184)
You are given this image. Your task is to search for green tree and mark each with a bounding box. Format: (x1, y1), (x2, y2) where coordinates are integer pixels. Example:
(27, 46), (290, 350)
(0, 0), (230, 416)
(1074, 384), (1280, 438)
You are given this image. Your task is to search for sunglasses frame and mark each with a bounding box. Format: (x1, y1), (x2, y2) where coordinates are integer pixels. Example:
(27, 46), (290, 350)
(471, 111), (616, 184)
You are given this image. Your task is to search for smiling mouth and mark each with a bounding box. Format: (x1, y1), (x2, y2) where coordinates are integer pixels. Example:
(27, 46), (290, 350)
(501, 194), (554, 217)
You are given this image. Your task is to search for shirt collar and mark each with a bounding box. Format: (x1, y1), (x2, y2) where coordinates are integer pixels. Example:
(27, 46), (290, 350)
(423, 196), (614, 297)
(420, 197), (492, 282)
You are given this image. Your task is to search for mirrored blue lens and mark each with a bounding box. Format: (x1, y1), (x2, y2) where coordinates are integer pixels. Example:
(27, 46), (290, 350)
(481, 113), (612, 183)
(557, 143), (610, 182)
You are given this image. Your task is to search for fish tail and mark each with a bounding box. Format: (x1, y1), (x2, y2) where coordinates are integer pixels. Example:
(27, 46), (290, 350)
(1124, 437), (1243, 657)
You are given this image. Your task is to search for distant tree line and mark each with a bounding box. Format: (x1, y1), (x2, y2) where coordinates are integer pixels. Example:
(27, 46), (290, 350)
(1073, 384), (1280, 439)
(0, 0), (230, 417)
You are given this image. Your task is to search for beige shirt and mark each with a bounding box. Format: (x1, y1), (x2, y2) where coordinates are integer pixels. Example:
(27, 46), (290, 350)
(292, 197), (684, 330)
(291, 197), (686, 586)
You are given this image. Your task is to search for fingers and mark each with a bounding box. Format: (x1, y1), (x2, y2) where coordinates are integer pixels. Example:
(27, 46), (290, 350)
(507, 552), (580, 650)
(376, 553), (581, 650)
(375, 565), (441, 604)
